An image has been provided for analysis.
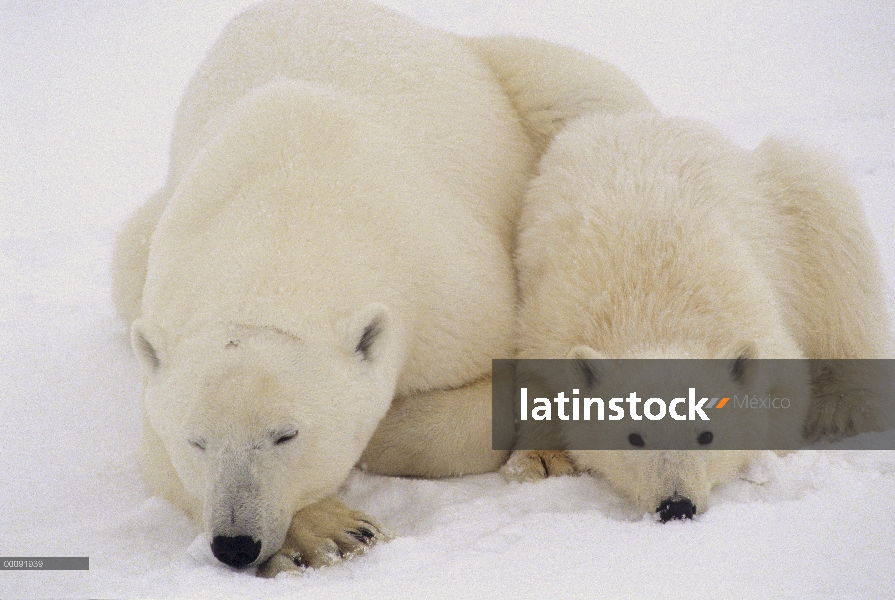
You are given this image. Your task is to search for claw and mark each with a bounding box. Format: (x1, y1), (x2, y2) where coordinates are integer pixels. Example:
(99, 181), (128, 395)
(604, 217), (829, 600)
(347, 530), (365, 544)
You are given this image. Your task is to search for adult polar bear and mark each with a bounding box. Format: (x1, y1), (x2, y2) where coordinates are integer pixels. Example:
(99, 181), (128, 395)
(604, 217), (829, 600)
(507, 111), (892, 520)
(112, 0), (652, 576)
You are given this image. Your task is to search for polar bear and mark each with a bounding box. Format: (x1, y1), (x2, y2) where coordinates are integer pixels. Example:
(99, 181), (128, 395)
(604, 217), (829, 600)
(112, 0), (653, 575)
(507, 111), (892, 520)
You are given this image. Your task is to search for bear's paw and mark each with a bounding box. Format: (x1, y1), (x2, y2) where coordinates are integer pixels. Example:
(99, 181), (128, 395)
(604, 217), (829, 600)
(256, 496), (391, 577)
(500, 450), (577, 482)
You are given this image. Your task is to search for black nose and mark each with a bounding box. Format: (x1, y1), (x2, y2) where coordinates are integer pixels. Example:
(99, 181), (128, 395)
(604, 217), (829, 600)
(657, 496), (695, 522)
(211, 535), (262, 568)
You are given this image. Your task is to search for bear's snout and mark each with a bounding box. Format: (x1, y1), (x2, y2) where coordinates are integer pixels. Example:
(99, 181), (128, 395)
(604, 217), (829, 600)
(657, 496), (695, 522)
(211, 534), (262, 568)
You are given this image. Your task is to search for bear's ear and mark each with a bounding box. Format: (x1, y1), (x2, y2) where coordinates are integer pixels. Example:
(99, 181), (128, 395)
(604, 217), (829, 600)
(344, 303), (392, 363)
(567, 345), (602, 360)
(131, 319), (166, 375)
(725, 341), (756, 383)
(567, 345), (603, 388)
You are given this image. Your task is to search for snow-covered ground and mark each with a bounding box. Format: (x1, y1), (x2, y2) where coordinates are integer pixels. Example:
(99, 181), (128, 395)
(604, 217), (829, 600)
(2, 1), (894, 598)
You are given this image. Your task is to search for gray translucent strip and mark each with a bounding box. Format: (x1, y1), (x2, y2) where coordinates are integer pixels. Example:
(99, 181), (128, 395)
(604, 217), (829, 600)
(0, 557), (89, 570)
(492, 359), (895, 451)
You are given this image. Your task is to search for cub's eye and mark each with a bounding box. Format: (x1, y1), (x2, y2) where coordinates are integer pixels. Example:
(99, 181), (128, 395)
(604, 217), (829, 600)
(697, 431), (714, 445)
(189, 437), (206, 451)
(628, 433), (645, 447)
(274, 430), (298, 446)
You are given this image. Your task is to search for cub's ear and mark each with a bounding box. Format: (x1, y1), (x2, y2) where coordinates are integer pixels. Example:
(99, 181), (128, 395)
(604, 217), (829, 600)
(344, 303), (393, 363)
(131, 319), (166, 375)
(567, 345), (603, 388)
(725, 341), (757, 383)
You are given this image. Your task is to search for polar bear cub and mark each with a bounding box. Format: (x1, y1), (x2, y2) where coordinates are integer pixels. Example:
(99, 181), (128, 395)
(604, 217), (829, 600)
(509, 111), (892, 519)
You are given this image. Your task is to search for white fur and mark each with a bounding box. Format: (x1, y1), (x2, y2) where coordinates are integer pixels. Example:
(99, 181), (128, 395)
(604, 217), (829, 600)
(513, 111), (892, 516)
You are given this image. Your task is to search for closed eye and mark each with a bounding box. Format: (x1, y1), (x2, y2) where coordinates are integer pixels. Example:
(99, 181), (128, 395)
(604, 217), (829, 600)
(274, 430), (298, 445)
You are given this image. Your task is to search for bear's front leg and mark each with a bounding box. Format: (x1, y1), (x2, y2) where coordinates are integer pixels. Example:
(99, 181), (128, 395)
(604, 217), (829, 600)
(256, 496), (390, 578)
(499, 407), (577, 482)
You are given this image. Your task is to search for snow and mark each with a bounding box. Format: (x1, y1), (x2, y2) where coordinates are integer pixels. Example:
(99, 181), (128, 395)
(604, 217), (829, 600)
(1, 1), (893, 598)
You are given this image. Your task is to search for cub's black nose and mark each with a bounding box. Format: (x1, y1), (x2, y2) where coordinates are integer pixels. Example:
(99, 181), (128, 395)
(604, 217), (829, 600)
(657, 496), (695, 522)
(211, 534), (262, 568)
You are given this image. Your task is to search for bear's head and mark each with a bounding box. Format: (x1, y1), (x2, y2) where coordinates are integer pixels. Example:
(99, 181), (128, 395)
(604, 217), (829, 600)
(555, 345), (809, 520)
(131, 303), (401, 568)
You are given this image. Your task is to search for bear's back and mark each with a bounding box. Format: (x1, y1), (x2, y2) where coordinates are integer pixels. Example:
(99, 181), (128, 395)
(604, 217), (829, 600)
(168, 0), (534, 249)
(515, 112), (798, 360)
